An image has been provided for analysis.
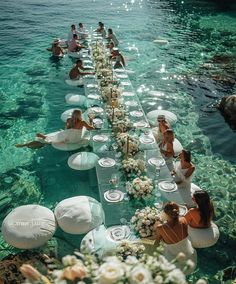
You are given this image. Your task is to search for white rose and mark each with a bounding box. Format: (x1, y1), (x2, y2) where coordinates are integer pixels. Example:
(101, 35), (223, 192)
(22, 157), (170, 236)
(62, 255), (79, 266)
(154, 275), (163, 284)
(98, 261), (125, 284)
(129, 265), (153, 284)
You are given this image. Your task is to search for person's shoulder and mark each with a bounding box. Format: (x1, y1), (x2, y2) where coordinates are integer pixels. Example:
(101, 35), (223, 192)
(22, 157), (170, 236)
(180, 217), (188, 225)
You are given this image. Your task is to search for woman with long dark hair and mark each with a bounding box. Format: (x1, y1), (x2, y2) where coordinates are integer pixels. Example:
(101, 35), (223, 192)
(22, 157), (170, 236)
(184, 190), (219, 248)
(154, 202), (197, 275)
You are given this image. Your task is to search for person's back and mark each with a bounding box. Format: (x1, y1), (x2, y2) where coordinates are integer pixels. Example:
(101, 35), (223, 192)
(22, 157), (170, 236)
(157, 217), (188, 244)
(68, 37), (78, 52)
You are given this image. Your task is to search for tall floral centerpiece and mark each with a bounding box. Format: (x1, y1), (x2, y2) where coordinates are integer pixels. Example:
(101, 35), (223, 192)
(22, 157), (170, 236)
(122, 158), (146, 178)
(116, 133), (140, 156)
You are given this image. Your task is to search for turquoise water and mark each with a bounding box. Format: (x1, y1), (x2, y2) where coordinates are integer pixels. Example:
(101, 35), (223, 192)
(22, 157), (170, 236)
(0, 0), (236, 281)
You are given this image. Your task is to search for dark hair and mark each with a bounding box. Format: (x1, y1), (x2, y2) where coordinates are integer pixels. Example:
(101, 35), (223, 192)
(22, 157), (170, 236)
(76, 59), (82, 64)
(79, 23), (83, 27)
(164, 202), (179, 224)
(182, 149), (191, 163)
(108, 28), (113, 34)
(71, 24), (75, 29)
(73, 34), (78, 39)
(193, 190), (214, 226)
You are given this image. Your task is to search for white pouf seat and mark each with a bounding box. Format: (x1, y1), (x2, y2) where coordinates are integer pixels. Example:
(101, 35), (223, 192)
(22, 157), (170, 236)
(68, 152), (99, 170)
(1, 205), (56, 249)
(54, 196), (105, 234)
(188, 222), (220, 248)
(65, 93), (87, 106)
(147, 110), (177, 126)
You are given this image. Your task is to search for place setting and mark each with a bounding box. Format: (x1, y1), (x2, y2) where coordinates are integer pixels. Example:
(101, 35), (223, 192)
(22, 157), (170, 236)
(130, 110), (144, 117)
(92, 134), (109, 143)
(98, 157), (116, 168)
(104, 173), (124, 203)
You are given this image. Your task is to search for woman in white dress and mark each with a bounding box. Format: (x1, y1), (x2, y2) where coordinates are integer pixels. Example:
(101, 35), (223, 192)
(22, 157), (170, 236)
(16, 110), (94, 148)
(152, 115), (170, 144)
(154, 202), (197, 275)
(184, 190), (219, 248)
(107, 28), (119, 46)
(160, 149), (196, 206)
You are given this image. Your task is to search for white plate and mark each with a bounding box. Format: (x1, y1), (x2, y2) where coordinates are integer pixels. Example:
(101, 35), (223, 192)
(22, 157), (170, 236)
(93, 134), (108, 142)
(130, 111), (143, 117)
(87, 84), (98, 88)
(121, 81), (131, 86)
(133, 121), (149, 128)
(116, 74), (128, 79)
(139, 136), (155, 144)
(125, 100), (138, 107)
(83, 60), (93, 64)
(148, 157), (166, 167)
(115, 69), (125, 73)
(179, 205), (188, 216)
(104, 190), (124, 203)
(106, 226), (130, 242)
(93, 118), (103, 128)
(158, 181), (177, 192)
(83, 65), (94, 69)
(91, 106), (103, 113)
(122, 91), (135, 97)
(98, 157), (116, 167)
(87, 94), (100, 100)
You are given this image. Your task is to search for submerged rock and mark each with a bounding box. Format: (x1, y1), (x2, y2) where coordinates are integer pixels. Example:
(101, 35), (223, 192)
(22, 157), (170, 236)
(218, 95), (236, 129)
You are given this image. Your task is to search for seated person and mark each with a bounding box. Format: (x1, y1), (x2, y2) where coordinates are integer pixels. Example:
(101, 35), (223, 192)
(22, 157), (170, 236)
(95, 22), (106, 38)
(106, 28), (119, 46)
(152, 115), (170, 144)
(69, 59), (95, 80)
(111, 48), (126, 69)
(16, 110), (94, 149)
(47, 40), (64, 57)
(68, 34), (84, 52)
(67, 24), (80, 43)
(184, 191), (219, 248)
(172, 149), (195, 191)
(153, 202), (197, 274)
(159, 129), (175, 171)
(78, 22), (88, 40)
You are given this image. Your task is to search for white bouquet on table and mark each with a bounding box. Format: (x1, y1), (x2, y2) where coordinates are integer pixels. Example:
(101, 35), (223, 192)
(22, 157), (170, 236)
(130, 207), (161, 237)
(97, 67), (113, 78)
(101, 86), (122, 101)
(127, 176), (154, 199)
(116, 133), (139, 155)
(122, 158), (146, 177)
(116, 241), (145, 260)
(112, 117), (132, 134)
(107, 105), (126, 121)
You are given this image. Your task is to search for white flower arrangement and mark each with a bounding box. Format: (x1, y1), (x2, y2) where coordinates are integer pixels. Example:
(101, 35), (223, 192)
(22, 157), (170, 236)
(100, 86), (122, 101)
(116, 133), (140, 155)
(127, 176), (154, 199)
(20, 253), (188, 284)
(116, 241), (145, 260)
(112, 117), (132, 134)
(130, 207), (161, 237)
(107, 105), (126, 121)
(122, 158), (146, 177)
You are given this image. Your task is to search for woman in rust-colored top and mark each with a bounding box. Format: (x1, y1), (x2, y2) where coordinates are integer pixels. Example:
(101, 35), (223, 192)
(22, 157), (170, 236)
(153, 202), (197, 274)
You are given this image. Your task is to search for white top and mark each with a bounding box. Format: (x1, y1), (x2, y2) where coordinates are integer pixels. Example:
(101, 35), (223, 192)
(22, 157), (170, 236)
(174, 161), (193, 190)
(110, 33), (119, 46)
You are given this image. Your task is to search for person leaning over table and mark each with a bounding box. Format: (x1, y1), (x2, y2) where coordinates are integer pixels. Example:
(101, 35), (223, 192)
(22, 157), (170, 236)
(159, 128), (175, 171)
(151, 202), (197, 275)
(184, 190), (220, 248)
(69, 59), (95, 80)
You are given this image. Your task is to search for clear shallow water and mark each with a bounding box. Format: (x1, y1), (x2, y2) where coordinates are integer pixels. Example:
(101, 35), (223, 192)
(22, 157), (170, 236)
(0, 0), (236, 281)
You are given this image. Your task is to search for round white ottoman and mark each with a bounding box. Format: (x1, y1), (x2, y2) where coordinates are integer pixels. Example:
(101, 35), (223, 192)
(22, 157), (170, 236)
(1, 205), (56, 249)
(65, 93), (87, 107)
(147, 110), (177, 126)
(68, 152), (99, 170)
(54, 196), (105, 234)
